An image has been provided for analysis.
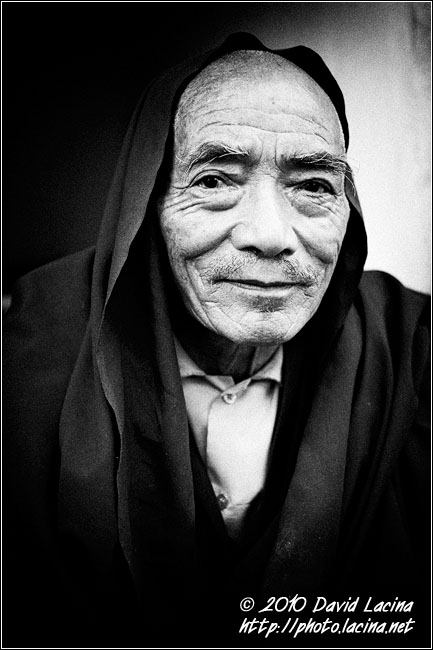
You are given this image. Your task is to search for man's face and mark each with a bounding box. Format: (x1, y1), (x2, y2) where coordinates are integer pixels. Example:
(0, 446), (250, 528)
(158, 61), (350, 345)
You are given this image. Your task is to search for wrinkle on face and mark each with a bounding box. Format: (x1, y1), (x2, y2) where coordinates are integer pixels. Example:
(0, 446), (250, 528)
(192, 113), (332, 136)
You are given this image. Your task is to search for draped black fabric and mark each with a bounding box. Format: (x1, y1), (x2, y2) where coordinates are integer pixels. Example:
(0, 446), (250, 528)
(3, 33), (430, 648)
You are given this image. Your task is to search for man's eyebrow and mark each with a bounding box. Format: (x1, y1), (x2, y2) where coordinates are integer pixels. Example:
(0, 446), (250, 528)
(285, 151), (349, 176)
(178, 143), (349, 177)
(179, 142), (249, 174)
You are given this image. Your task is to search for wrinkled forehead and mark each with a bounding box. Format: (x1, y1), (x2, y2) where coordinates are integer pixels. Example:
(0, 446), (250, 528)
(173, 50), (345, 153)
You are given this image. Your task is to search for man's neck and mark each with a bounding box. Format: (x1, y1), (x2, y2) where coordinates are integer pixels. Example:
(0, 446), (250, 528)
(173, 310), (278, 383)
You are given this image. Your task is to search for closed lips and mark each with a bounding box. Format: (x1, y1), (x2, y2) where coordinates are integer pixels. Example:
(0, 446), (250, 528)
(221, 279), (295, 287)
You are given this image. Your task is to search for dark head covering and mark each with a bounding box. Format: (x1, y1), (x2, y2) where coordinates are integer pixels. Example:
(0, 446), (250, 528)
(51, 32), (368, 643)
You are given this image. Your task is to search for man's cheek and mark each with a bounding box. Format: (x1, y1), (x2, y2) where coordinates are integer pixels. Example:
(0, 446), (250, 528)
(315, 238), (343, 266)
(160, 217), (198, 261)
(168, 231), (220, 263)
(301, 210), (348, 264)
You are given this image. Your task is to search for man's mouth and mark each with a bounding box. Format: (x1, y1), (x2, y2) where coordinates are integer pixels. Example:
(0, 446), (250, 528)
(217, 278), (299, 291)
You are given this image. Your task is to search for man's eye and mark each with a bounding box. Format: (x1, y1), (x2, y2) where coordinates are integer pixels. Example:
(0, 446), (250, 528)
(300, 180), (333, 194)
(195, 175), (225, 190)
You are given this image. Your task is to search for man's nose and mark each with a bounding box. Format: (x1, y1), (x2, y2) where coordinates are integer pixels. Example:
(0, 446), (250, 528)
(230, 179), (299, 257)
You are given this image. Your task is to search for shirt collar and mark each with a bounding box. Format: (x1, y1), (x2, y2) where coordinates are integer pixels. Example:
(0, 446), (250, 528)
(174, 335), (283, 385)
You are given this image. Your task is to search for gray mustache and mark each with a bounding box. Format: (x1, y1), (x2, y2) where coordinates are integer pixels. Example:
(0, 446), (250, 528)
(204, 253), (320, 286)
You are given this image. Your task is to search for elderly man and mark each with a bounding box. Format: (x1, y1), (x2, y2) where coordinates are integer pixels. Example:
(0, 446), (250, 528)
(3, 34), (429, 648)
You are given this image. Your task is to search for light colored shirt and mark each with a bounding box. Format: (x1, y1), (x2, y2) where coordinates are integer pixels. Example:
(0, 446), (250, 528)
(174, 338), (283, 540)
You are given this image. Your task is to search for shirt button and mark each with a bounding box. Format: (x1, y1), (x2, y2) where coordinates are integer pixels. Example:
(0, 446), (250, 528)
(222, 393), (237, 404)
(217, 494), (228, 510)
